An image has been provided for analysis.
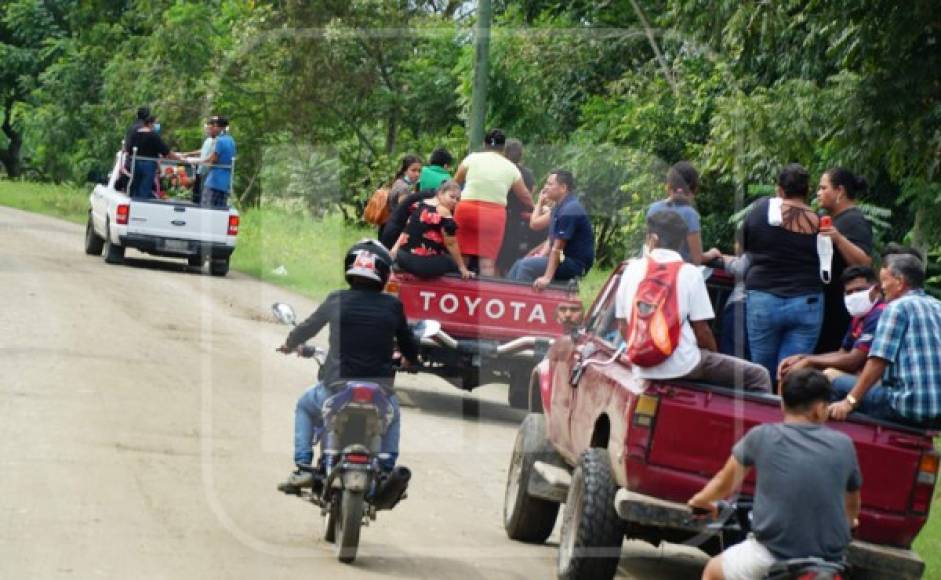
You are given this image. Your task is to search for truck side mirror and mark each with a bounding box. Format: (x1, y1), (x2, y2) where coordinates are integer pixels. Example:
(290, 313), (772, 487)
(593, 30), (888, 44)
(555, 302), (584, 332)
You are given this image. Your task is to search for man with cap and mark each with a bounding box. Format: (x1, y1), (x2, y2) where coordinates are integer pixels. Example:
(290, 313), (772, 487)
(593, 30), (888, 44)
(201, 115), (236, 208)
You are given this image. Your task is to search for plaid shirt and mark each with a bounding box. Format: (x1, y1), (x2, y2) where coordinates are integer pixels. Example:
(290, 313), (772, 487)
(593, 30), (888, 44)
(869, 290), (941, 422)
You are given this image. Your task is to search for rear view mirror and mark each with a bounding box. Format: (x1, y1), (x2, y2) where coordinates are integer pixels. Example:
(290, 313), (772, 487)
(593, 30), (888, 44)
(271, 302), (297, 326)
(412, 319), (441, 341)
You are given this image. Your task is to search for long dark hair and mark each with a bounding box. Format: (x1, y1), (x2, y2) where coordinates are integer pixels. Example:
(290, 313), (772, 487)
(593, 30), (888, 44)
(393, 154), (423, 182)
(824, 167), (868, 200)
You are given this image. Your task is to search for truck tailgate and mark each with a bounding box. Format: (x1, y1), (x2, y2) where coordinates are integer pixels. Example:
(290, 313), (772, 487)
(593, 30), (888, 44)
(641, 383), (934, 546)
(127, 200), (232, 244)
(392, 273), (580, 341)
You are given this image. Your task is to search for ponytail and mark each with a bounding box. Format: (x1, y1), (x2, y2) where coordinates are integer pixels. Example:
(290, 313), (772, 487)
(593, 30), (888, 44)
(825, 167), (867, 200)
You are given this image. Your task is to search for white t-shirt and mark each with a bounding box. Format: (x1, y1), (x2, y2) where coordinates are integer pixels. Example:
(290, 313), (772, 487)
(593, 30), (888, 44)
(615, 248), (715, 379)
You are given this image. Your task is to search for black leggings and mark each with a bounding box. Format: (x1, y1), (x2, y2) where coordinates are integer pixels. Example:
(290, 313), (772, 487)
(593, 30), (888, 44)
(396, 251), (459, 278)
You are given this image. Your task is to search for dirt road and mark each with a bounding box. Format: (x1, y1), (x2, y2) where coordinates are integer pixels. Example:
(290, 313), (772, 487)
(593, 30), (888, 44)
(0, 207), (705, 579)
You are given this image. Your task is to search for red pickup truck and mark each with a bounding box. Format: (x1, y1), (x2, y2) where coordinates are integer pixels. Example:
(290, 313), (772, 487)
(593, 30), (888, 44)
(502, 262), (937, 579)
(387, 271), (582, 408)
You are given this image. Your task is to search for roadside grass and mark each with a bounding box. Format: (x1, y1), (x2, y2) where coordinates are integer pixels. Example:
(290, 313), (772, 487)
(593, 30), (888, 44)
(0, 179), (613, 304)
(0, 180), (89, 224)
(915, 441), (941, 580)
(2, 179), (941, 574)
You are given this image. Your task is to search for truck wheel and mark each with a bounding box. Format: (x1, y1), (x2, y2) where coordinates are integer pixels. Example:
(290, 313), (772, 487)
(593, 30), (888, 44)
(103, 220), (125, 264)
(557, 448), (623, 580)
(209, 257), (229, 277)
(84, 215), (104, 256)
(504, 413), (561, 543)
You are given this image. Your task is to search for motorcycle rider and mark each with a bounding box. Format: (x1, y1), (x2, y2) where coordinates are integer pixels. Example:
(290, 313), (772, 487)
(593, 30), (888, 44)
(688, 368), (861, 580)
(277, 240), (420, 493)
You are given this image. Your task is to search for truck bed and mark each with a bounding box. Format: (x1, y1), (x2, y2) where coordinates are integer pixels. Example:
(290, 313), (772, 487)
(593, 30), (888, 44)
(390, 271), (581, 341)
(631, 379), (936, 548)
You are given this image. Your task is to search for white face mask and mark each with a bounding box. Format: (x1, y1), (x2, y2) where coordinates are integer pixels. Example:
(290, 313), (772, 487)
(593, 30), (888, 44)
(844, 287), (877, 317)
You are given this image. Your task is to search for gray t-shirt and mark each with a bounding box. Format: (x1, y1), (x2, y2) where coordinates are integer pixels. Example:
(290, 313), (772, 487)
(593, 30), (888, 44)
(733, 423), (862, 561)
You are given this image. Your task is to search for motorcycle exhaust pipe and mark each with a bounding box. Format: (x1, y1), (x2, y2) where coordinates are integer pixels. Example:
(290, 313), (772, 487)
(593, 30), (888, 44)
(371, 466), (411, 510)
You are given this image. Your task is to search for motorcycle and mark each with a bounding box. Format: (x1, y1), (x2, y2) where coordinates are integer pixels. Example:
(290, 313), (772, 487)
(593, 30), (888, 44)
(272, 302), (439, 563)
(692, 499), (848, 580)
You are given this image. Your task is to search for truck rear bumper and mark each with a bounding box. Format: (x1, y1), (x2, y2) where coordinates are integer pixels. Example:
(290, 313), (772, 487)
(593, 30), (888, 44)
(120, 233), (234, 260)
(613, 489), (925, 579)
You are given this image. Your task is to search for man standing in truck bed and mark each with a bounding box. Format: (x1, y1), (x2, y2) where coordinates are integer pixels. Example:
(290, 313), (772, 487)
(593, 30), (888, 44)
(198, 115), (235, 208)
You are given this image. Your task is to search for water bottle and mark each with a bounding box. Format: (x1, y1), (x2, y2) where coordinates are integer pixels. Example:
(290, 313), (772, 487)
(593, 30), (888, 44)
(817, 215), (833, 284)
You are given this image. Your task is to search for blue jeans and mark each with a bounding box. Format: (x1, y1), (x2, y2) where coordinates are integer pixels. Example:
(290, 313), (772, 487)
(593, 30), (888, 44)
(130, 160), (158, 199)
(830, 374), (901, 422)
(831, 375), (941, 428)
(293, 383), (401, 468)
(507, 255), (585, 282)
(719, 300), (750, 360)
(747, 290), (823, 381)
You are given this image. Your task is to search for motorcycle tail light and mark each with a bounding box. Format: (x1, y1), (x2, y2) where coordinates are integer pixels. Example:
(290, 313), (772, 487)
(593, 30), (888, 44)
(116, 204), (130, 225)
(345, 453), (369, 464)
(351, 385), (375, 404)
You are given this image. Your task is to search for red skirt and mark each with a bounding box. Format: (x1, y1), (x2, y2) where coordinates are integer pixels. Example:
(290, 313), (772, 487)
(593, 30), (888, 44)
(455, 200), (507, 260)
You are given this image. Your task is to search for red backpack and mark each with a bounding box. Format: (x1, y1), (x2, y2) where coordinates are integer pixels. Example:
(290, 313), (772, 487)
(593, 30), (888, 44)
(625, 258), (684, 367)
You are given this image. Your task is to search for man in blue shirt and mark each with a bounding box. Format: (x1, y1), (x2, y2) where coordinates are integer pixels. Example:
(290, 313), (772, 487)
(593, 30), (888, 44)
(507, 169), (594, 289)
(829, 254), (941, 428)
(201, 115), (236, 208)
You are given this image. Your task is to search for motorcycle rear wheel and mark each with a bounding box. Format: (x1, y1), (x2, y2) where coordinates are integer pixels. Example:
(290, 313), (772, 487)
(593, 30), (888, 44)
(335, 490), (365, 563)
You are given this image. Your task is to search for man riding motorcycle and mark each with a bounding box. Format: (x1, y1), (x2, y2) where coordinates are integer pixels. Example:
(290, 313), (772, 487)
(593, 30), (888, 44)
(277, 239), (420, 493)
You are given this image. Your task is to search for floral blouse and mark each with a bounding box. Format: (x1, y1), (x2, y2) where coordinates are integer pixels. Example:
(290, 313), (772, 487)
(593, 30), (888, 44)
(400, 203), (458, 257)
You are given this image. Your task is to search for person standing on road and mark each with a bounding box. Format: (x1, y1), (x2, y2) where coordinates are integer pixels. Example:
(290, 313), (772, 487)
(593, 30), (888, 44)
(277, 240), (420, 493)
(200, 115), (236, 208)
(507, 170), (593, 289)
(815, 168), (874, 353)
(453, 128), (533, 277)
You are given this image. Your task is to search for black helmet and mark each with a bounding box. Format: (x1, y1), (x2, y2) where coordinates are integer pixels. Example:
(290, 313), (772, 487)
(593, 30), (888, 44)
(344, 239), (392, 288)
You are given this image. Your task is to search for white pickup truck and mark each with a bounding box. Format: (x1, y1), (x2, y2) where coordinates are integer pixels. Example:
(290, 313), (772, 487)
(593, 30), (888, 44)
(84, 155), (239, 276)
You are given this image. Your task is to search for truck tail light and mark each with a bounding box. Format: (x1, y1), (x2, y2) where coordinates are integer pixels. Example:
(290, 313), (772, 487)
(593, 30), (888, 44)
(626, 393), (659, 459)
(116, 204), (130, 225)
(227, 215), (239, 236)
(911, 450), (938, 514)
(384, 279), (400, 296)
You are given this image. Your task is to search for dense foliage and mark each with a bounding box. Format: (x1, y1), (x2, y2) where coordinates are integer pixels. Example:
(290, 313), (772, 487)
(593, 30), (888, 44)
(0, 0), (938, 281)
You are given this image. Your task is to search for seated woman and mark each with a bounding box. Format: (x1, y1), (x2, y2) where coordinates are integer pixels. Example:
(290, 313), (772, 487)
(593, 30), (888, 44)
(391, 181), (474, 280)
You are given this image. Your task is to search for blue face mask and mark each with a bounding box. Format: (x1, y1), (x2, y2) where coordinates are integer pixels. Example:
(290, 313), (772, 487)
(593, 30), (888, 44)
(153, 123), (161, 135)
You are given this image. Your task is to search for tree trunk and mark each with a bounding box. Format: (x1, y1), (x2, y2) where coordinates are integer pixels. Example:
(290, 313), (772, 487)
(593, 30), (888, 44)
(0, 98), (22, 178)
